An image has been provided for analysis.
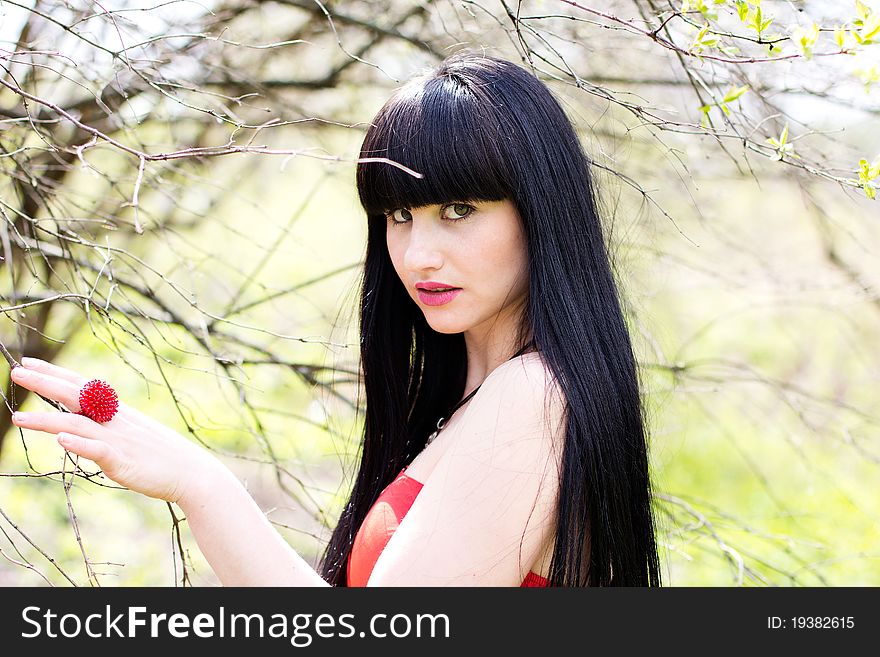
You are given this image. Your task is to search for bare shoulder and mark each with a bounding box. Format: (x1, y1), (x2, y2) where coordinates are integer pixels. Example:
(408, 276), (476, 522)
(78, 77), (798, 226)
(481, 351), (566, 431)
(448, 349), (567, 473)
(487, 350), (555, 386)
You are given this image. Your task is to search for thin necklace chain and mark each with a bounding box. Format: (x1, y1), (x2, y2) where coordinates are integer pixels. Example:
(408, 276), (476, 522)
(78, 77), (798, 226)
(425, 341), (535, 446)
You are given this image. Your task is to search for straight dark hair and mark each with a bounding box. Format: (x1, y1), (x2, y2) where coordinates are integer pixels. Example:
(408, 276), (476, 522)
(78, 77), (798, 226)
(319, 51), (663, 586)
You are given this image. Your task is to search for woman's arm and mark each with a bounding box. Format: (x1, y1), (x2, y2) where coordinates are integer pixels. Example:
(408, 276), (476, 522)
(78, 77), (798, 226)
(9, 357), (329, 587)
(177, 463), (330, 587)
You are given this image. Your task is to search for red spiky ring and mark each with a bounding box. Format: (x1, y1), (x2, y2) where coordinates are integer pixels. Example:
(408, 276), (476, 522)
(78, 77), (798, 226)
(78, 379), (119, 423)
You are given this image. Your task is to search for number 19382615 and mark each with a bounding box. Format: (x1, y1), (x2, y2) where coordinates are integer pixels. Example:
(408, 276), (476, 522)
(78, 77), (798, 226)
(768, 616), (855, 630)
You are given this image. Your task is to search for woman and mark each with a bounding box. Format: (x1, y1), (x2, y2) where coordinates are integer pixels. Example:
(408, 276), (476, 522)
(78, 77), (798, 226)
(9, 51), (662, 587)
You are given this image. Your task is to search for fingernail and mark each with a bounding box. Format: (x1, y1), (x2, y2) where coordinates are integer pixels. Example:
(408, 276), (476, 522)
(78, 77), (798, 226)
(21, 357), (36, 367)
(13, 412), (28, 421)
(11, 367), (28, 378)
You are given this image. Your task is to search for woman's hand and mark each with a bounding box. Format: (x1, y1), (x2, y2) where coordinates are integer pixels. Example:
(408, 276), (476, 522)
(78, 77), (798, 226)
(9, 357), (223, 505)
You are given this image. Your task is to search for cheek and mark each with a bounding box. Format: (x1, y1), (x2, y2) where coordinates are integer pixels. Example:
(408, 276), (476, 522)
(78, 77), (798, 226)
(478, 249), (526, 301)
(468, 228), (524, 279)
(499, 236), (528, 277)
(505, 244), (530, 296)
(385, 233), (403, 271)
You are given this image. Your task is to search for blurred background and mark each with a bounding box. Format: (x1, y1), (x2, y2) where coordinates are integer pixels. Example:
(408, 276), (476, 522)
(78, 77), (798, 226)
(0, 0), (877, 586)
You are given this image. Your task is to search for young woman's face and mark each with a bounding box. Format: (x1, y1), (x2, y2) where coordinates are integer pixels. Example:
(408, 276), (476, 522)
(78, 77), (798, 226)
(385, 199), (529, 335)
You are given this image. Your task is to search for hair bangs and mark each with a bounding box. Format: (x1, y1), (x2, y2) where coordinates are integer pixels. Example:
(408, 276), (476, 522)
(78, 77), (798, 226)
(356, 75), (512, 218)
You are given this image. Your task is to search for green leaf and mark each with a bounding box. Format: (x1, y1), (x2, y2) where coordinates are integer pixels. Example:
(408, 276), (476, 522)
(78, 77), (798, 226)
(722, 85), (750, 103)
(853, 66), (880, 92)
(790, 22), (820, 59)
(767, 124), (794, 160)
(858, 15), (880, 41)
(746, 4), (774, 39)
(858, 156), (880, 182)
(691, 24), (720, 52)
(682, 0), (718, 19)
(856, 155), (880, 199)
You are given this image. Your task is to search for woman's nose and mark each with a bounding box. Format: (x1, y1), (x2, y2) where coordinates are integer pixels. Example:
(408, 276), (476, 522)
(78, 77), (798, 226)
(403, 224), (444, 271)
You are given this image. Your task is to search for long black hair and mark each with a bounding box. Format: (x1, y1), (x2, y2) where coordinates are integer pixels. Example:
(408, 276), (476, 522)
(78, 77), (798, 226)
(319, 51), (663, 586)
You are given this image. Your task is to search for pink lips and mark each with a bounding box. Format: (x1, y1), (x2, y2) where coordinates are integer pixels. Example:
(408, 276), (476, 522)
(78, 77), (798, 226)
(417, 288), (462, 306)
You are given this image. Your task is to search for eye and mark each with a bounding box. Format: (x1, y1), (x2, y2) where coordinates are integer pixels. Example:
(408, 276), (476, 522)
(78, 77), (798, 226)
(386, 208), (413, 225)
(443, 203), (474, 221)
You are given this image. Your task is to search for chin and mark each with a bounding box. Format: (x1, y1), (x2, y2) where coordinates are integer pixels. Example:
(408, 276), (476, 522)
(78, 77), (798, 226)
(423, 316), (467, 334)
(425, 323), (463, 335)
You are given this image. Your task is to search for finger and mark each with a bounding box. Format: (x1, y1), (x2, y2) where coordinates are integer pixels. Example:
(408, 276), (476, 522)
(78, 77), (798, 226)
(12, 410), (108, 440)
(20, 357), (88, 387)
(57, 432), (114, 464)
(18, 357), (135, 421)
(10, 366), (81, 411)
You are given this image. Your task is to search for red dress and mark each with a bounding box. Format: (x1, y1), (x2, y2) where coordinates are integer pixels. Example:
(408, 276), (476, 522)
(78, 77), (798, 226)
(347, 466), (550, 587)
